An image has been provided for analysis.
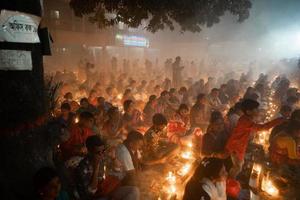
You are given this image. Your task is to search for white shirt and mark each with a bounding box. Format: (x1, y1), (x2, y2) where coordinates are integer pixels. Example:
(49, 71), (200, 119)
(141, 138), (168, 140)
(116, 144), (135, 179)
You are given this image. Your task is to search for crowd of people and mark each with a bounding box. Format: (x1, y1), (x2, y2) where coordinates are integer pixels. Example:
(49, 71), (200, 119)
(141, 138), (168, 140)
(34, 57), (300, 200)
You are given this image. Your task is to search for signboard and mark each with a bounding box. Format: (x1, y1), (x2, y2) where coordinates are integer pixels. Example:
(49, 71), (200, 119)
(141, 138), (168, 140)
(115, 34), (149, 47)
(0, 49), (32, 70)
(0, 9), (41, 43)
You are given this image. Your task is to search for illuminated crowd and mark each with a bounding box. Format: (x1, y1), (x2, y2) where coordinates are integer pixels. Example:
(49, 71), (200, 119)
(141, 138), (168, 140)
(35, 57), (300, 200)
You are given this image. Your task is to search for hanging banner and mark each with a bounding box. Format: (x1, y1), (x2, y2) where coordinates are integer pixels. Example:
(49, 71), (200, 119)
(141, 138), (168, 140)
(0, 9), (41, 43)
(0, 49), (32, 70)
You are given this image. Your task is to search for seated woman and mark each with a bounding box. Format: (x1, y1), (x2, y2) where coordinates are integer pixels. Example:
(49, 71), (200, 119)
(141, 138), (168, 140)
(168, 104), (192, 145)
(269, 121), (300, 166)
(202, 111), (229, 158)
(183, 157), (227, 200)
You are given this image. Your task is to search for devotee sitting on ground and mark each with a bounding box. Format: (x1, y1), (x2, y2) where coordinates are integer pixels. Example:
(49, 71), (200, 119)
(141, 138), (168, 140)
(88, 90), (98, 107)
(143, 95), (158, 127)
(33, 167), (69, 200)
(207, 88), (226, 112)
(286, 96), (299, 111)
(156, 90), (175, 119)
(202, 111), (229, 158)
(76, 135), (139, 200)
(225, 99), (284, 179)
(61, 112), (95, 162)
(226, 102), (242, 133)
(121, 89), (135, 105)
(122, 100), (143, 133)
(62, 92), (79, 112)
(169, 88), (180, 105)
(116, 131), (144, 186)
(270, 109), (300, 142)
(183, 157), (227, 200)
(269, 122), (300, 166)
(190, 93), (208, 130)
(102, 107), (125, 141)
(219, 84), (229, 104)
(144, 114), (178, 165)
(77, 98), (97, 115)
(274, 105), (292, 120)
(57, 103), (76, 128)
(168, 104), (191, 145)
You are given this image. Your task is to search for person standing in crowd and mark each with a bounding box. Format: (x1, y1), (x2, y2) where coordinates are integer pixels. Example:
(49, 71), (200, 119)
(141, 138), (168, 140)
(225, 99), (284, 179)
(111, 57), (118, 73)
(76, 135), (140, 200)
(183, 158), (227, 200)
(172, 56), (184, 88)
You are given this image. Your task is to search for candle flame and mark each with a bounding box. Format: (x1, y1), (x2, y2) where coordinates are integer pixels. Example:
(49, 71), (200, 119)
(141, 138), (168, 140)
(261, 176), (279, 197)
(181, 151), (193, 160)
(179, 163), (191, 176)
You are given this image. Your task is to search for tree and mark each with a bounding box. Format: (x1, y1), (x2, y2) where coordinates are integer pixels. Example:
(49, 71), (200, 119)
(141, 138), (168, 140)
(70, 0), (252, 33)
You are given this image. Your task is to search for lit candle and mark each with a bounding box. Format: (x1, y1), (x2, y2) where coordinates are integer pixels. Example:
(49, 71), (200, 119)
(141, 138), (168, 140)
(166, 171), (176, 184)
(181, 151), (193, 160)
(261, 177), (279, 197)
(179, 163), (191, 176)
(168, 185), (177, 194)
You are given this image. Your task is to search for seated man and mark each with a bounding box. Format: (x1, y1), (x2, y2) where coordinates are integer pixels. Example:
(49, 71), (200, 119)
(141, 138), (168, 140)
(143, 95), (158, 127)
(202, 111), (229, 158)
(144, 114), (178, 165)
(207, 88), (224, 112)
(116, 131), (144, 186)
(77, 98), (98, 115)
(122, 100), (143, 133)
(61, 111), (95, 162)
(76, 135), (140, 200)
(57, 102), (76, 128)
(270, 122), (300, 166)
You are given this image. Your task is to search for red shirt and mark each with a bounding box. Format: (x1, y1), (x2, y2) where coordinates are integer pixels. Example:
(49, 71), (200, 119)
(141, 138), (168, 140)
(225, 115), (283, 161)
(61, 124), (94, 160)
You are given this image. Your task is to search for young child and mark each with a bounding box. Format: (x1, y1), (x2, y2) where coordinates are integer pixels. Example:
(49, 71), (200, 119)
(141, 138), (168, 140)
(225, 99), (284, 178)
